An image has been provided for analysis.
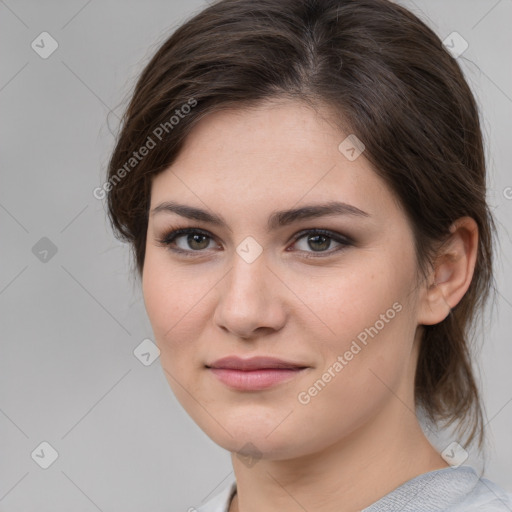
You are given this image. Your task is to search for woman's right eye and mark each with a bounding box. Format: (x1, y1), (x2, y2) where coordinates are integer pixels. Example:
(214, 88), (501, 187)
(158, 228), (220, 256)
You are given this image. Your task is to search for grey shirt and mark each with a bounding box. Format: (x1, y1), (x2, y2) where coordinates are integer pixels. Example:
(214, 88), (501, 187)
(192, 465), (512, 511)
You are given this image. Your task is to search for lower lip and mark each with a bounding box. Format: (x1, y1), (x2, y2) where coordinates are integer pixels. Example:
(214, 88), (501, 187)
(208, 368), (306, 390)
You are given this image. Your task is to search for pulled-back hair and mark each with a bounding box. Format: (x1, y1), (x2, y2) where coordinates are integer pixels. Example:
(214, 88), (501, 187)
(106, 0), (497, 450)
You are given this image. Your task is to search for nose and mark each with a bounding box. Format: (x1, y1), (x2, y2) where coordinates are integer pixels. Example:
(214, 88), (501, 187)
(213, 248), (287, 340)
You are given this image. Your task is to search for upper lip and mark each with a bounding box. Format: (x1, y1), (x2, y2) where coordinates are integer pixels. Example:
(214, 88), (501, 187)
(206, 356), (309, 371)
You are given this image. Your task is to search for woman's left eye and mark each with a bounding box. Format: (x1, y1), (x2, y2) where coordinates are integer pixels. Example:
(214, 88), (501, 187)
(157, 228), (352, 257)
(289, 229), (352, 257)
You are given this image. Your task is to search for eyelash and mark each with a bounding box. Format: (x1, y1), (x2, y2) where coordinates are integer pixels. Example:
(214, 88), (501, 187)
(156, 226), (353, 259)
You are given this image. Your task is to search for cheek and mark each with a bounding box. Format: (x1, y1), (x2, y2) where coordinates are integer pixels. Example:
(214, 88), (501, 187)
(142, 254), (175, 341)
(289, 256), (405, 346)
(142, 250), (192, 354)
(293, 304), (414, 452)
(143, 246), (192, 325)
(293, 249), (417, 396)
(141, 248), (218, 364)
(142, 252), (210, 407)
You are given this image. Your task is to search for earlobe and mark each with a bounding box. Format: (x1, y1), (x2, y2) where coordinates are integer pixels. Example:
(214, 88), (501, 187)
(417, 217), (479, 326)
(418, 276), (452, 326)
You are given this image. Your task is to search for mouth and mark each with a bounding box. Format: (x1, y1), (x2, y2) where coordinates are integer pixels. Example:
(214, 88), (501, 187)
(205, 356), (309, 391)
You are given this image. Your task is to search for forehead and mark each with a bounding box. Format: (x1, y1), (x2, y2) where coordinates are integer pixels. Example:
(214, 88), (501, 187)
(149, 100), (400, 223)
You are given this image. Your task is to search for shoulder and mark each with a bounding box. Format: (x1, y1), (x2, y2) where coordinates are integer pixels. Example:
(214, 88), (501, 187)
(451, 475), (512, 511)
(362, 465), (512, 512)
(186, 470), (512, 512)
(188, 480), (237, 512)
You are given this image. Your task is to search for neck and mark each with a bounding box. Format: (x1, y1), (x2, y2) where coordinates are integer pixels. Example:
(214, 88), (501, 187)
(229, 403), (448, 512)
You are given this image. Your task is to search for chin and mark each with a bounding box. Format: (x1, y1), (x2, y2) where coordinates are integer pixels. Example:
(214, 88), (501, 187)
(194, 414), (284, 453)
(200, 418), (318, 462)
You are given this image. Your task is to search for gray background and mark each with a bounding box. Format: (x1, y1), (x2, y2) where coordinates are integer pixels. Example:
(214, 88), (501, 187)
(0, 1), (511, 511)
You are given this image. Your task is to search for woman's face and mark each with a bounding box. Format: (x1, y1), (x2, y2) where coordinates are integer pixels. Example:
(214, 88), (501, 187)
(143, 99), (426, 461)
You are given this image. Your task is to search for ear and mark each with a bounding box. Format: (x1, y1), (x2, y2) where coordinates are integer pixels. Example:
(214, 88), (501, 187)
(417, 217), (479, 326)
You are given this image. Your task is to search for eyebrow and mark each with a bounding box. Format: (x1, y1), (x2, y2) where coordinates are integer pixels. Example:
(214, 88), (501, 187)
(151, 200), (369, 230)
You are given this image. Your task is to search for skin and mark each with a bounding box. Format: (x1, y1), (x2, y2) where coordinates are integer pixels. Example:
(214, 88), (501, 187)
(142, 99), (479, 512)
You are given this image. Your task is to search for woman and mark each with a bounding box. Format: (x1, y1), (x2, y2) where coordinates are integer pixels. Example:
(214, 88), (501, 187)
(105, 0), (512, 510)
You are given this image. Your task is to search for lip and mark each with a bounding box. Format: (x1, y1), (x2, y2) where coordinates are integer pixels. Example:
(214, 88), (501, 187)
(207, 356), (309, 371)
(206, 356), (309, 391)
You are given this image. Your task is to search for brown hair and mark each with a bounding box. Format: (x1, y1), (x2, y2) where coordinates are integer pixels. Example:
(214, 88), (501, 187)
(106, 0), (497, 451)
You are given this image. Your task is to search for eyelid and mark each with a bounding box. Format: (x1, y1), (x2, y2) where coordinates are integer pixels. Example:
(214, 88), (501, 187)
(289, 228), (354, 246)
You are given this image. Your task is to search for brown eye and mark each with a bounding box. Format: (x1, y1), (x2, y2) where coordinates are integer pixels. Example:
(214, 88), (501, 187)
(290, 229), (352, 257)
(303, 233), (331, 251)
(183, 233), (211, 250)
(158, 228), (219, 255)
